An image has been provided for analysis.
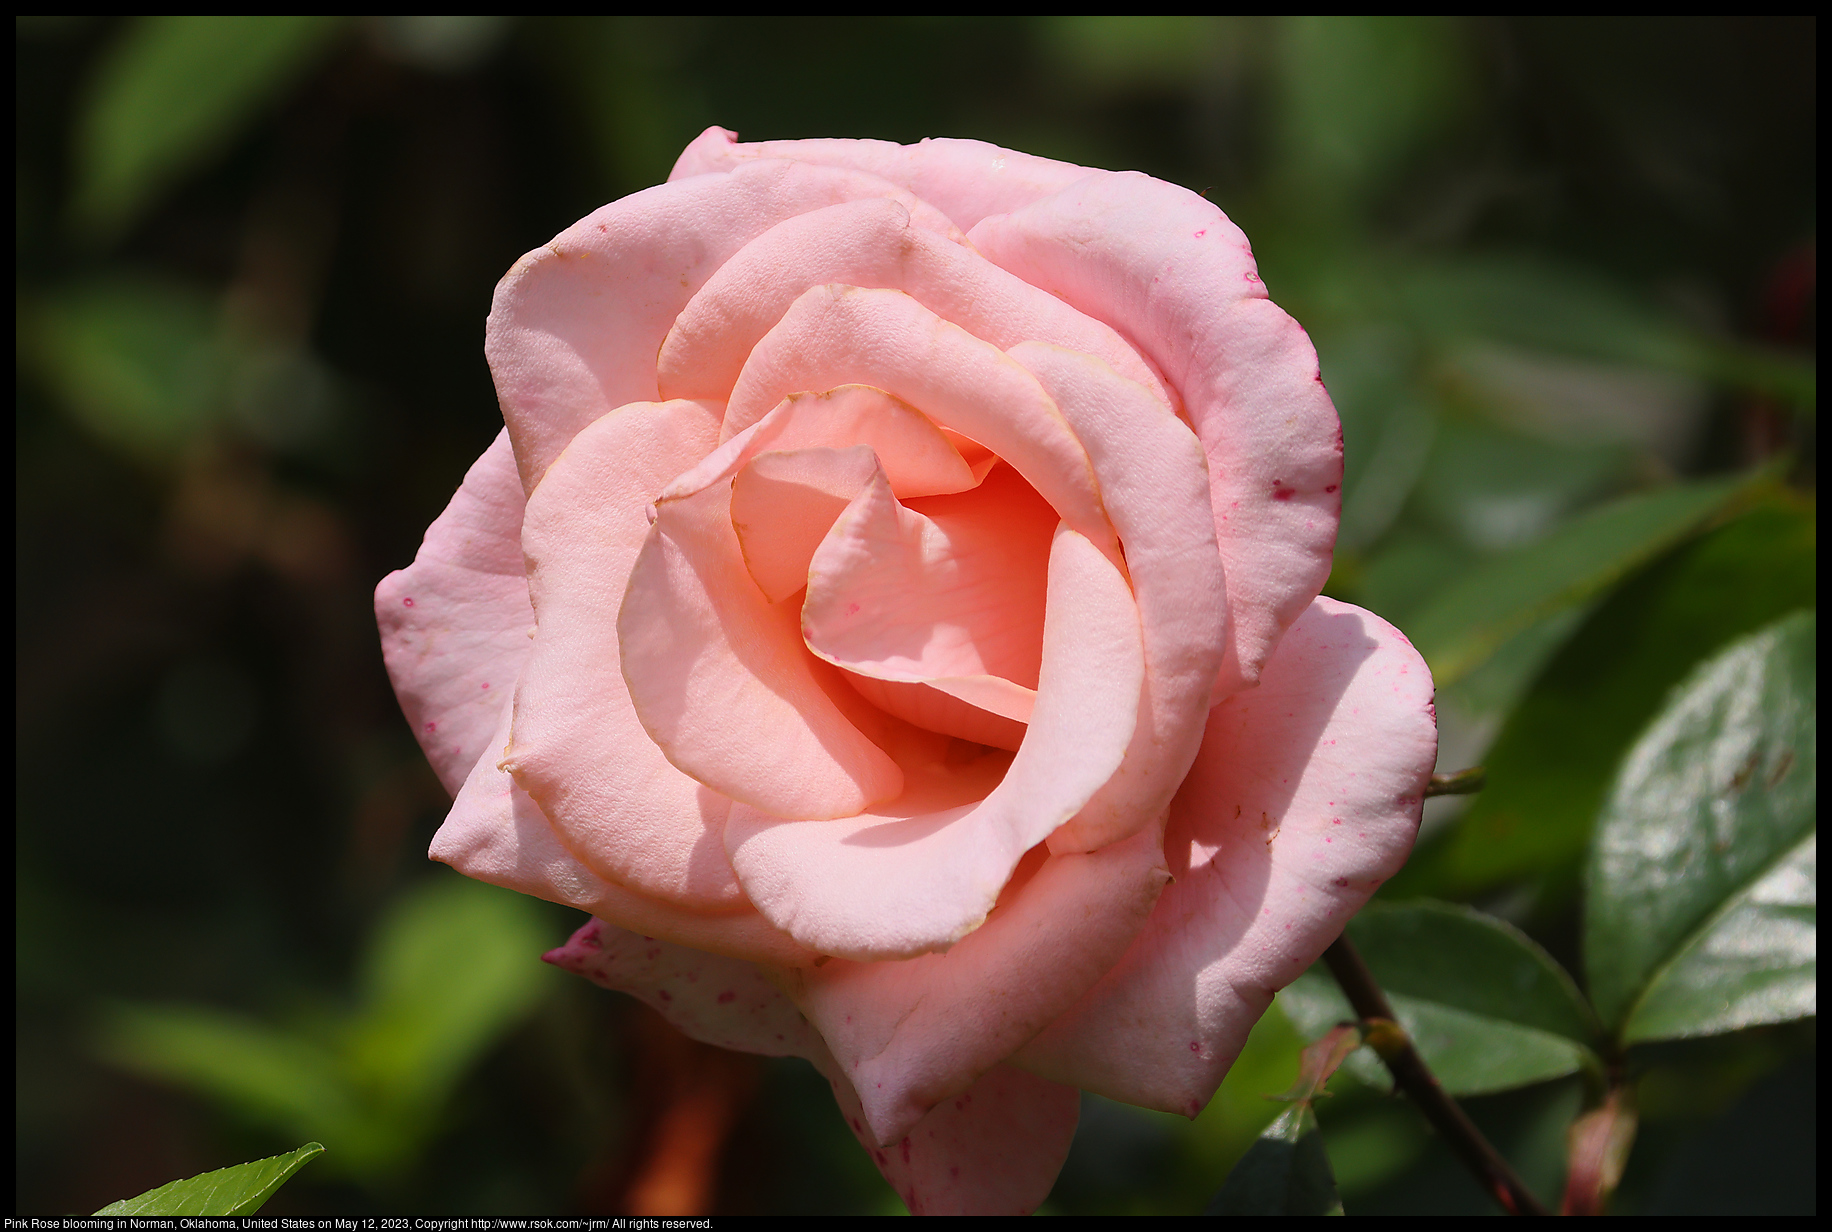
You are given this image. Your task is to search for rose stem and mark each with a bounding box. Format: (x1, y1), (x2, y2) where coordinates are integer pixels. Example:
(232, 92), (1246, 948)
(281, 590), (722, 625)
(1322, 934), (1550, 1216)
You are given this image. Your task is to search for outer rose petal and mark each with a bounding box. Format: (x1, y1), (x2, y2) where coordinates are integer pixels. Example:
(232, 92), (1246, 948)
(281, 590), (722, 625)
(375, 428), (533, 795)
(1009, 343), (1227, 854)
(437, 702), (817, 968)
(671, 126), (1093, 233)
(782, 821), (1169, 1147)
(547, 918), (1080, 1215)
(488, 158), (957, 493)
(509, 399), (752, 910)
(970, 173), (1343, 701)
(1011, 597), (1436, 1116)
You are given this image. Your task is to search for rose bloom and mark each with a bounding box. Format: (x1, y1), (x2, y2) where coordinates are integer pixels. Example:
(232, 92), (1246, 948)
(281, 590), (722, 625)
(377, 128), (1436, 1214)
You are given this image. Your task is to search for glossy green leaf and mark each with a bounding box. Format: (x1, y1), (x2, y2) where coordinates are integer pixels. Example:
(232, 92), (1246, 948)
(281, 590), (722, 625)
(1406, 473), (1753, 687)
(74, 16), (344, 237)
(1437, 499), (1816, 895)
(1278, 902), (1599, 1095)
(1206, 1104), (1343, 1216)
(1626, 832), (1815, 1043)
(95, 1142), (323, 1216)
(1586, 611), (1816, 1035)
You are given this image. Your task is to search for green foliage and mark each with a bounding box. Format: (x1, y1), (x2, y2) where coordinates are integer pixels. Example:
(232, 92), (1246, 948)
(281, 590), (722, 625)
(1207, 1024), (1363, 1214)
(96, 877), (556, 1182)
(1282, 903), (1600, 1096)
(1404, 474), (1754, 688)
(1437, 499), (1816, 895)
(1275, 16), (1467, 210)
(74, 16), (345, 239)
(1585, 611), (1816, 1038)
(1207, 1104), (1344, 1215)
(22, 278), (228, 459)
(95, 1142), (323, 1216)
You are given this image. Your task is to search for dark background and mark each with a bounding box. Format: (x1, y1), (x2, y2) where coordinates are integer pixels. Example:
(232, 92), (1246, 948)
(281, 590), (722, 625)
(16, 17), (1815, 1215)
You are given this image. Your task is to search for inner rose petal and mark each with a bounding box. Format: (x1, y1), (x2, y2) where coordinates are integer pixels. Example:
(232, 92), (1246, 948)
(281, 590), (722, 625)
(731, 445), (879, 603)
(662, 384), (976, 507)
(720, 285), (1118, 564)
(656, 196), (1170, 409)
(726, 524), (1145, 962)
(619, 477), (904, 821)
(803, 463), (1056, 740)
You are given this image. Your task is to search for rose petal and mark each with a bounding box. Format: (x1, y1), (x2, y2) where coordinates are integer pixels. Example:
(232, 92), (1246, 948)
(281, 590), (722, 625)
(732, 445), (880, 603)
(671, 126), (1094, 233)
(970, 173), (1343, 701)
(841, 676), (1029, 753)
(549, 916), (1079, 1214)
(657, 196), (1167, 407)
(662, 383), (978, 507)
(544, 915), (826, 1054)
(375, 428), (534, 796)
(1011, 597), (1436, 1116)
(725, 524), (1143, 963)
(1008, 343), (1228, 853)
(783, 821), (1169, 1146)
(509, 398), (752, 910)
(803, 462), (1056, 715)
(621, 473), (905, 822)
(724, 284), (1115, 561)
(438, 706), (817, 968)
(836, 1063), (1080, 1216)
(489, 158), (958, 492)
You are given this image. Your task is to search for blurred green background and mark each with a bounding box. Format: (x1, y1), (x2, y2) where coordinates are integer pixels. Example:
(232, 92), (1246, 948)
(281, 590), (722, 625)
(15, 17), (1814, 1215)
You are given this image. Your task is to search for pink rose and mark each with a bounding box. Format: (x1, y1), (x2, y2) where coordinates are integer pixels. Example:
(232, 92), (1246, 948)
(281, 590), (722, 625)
(376, 128), (1436, 1214)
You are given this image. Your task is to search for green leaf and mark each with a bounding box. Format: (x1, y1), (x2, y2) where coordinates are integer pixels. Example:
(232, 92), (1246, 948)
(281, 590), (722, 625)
(1406, 473), (1754, 687)
(96, 1004), (365, 1144)
(1586, 611), (1816, 1036)
(95, 1142), (323, 1216)
(1206, 1104), (1344, 1215)
(22, 278), (228, 459)
(343, 876), (557, 1121)
(73, 16), (344, 237)
(95, 877), (557, 1182)
(1626, 832), (1815, 1044)
(1279, 902), (1600, 1095)
(1438, 499), (1816, 895)
(1398, 256), (1815, 409)
(1274, 16), (1466, 208)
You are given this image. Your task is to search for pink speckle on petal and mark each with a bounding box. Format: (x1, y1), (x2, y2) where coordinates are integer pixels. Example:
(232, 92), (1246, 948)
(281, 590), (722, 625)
(1244, 271), (1261, 283)
(847, 602), (862, 616)
(424, 721), (437, 733)
(1194, 228), (1207, 238)
(402, 597), (415, 607)
(1189, 1041), (1201, 1053)
(658, 990), (672, 1001)
(717, 990), (736, 1004)
(1324, 484), (1339, 494)
(481, 682), (490, 690)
